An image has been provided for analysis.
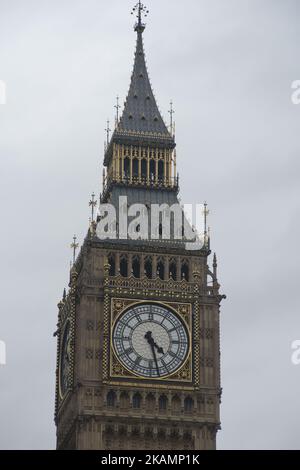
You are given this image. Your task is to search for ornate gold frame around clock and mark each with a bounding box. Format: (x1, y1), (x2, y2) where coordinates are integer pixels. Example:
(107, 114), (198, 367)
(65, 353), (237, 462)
(106, 297), (193, 384)
(56, 269), (77, 413)
(58, 319), (71, 400)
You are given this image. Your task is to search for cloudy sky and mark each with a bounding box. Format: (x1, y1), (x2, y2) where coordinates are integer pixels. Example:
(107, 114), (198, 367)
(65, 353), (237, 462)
(0, 0), (299, 449)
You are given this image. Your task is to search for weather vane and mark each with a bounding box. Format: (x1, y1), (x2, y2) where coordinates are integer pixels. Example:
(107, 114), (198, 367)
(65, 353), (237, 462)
(70, 235), (79, 264)
(89, 192), (97, 222)
(105, 119), (111, 146)
(131, 1), (149, 31)
(114, 96), (120, 126)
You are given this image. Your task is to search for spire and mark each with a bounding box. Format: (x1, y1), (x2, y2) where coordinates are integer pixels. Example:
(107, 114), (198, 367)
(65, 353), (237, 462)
(103, 3), (175, 167)
(117, 3), (171, 137)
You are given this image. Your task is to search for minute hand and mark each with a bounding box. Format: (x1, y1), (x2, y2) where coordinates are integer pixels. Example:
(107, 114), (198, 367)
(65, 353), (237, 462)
(145, 331), (161, 376)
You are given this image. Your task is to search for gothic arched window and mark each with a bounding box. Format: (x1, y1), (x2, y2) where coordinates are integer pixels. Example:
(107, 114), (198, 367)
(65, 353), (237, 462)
(181, 260), (189, 281)
(108, 253), (115, 276)
(150, 160), (155, 182)
(132, 393), (142, 409)
(184, 396), (193, 413)
(107, 390), (116, 407)
(124, 157), (130, 179)
(120, 255), (128, 277)
(133, 158), (139, 178)
(157, 258), (164, 280)
(141, 159), (147, 179)
(169, 258), (177, 280)
(158, 160), (164, 182)
(132, 255), (140, 278)
(144, 257), (152, 279)
(158, 395), (168, 411)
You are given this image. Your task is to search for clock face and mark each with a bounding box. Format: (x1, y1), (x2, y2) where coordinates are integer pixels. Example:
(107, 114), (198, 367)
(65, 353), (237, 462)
(112, 303), (189, 378)
(59, 321), (71, 397)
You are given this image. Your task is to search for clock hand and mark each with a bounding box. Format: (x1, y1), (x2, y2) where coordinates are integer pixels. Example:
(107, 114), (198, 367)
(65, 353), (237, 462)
(144, 331), (164, 355)
(153, 341), (164, 355)
(151, 343), (160, 377)
(144, 331), (160, 377)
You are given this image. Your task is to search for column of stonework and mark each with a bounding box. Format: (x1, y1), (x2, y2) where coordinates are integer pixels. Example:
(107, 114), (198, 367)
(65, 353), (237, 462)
(115, 144), (120, 181)
(154, 392), (159, 413)
(118, 146), (121, 182)
(138, 146), (142, 183)
(120, 146), (124, 182)
(140, 255), (145, 278)
(164, 257), (169, 280)
(152, 255), (157, 279)
(167, 390), (172, 415)
(111, 144), (114, 180)
(168, 150), (172, 186)
(116, 390), (120, 409)
(128, 253), (133, 276)
(140, 392), (145, 410)
(180, 393), (185, 413)
(155, 148), (158, 185)
(115, 252), (120, 275)
(147, 147), (150, 185)
(114, 144), (118, 180)
(164, 149), (167, 186)
(191, 430), (197, 451)
(173, 149), (177, 186)
(213, 304), (220, 414)
(130, 146), (133, 184)
(129, 391), (133, 409)
(176, 256), (181, 281)
(206, 306), (214, 388)
(115, 145), (118, 180)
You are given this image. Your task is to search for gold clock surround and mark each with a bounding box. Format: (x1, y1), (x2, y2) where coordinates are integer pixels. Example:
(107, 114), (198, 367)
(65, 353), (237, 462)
(58, 320), (70, 400)
(107, 298), (193, 384)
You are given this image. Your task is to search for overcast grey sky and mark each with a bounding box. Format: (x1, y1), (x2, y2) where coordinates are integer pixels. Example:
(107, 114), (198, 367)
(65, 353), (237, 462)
(0, 0), (299, 449)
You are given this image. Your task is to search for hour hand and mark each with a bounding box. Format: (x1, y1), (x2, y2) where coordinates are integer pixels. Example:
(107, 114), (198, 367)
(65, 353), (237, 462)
(144, 331), (164, 355)
(144, 330), (154, 345)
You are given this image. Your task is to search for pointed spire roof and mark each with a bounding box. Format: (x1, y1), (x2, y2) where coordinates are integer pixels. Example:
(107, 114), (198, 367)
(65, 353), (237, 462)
(104, 5), (175, 166)
(118, 27), (170, 137)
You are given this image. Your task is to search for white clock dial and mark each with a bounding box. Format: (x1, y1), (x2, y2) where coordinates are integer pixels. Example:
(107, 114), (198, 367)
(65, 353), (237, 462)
(112, 303), (189, 378)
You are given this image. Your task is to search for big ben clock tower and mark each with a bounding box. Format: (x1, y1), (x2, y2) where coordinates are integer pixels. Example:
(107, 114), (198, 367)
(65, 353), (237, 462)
(55, 2), (225, 450)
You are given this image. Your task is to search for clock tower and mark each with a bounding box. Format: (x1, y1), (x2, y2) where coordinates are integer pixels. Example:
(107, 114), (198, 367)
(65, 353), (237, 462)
(55, 2), (225, 450)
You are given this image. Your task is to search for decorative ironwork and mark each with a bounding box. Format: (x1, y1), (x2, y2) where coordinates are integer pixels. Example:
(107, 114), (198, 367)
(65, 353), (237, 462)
(131, 1), (149, 32)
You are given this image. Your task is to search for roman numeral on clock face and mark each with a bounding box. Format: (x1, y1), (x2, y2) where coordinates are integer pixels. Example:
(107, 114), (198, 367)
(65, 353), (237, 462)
(120, 347), (134, 357)
(134, 356), (142, 365)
